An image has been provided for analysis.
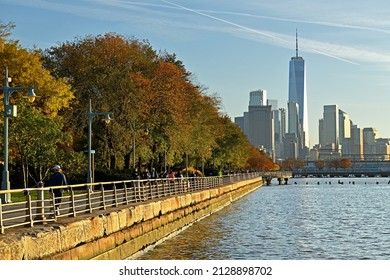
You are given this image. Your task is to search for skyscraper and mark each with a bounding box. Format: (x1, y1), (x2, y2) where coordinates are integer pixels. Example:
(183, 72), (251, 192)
(288, 30), (309, 155)
(248, 105), (274, 155)
(350, 124), (363, 160)
(339, 110), (351, 156)
(363, 127), (378, 160)
(234, 89), (274, 158)
(249, 90), (267, 106)
(319, 105), (340, 148)
(268, 99), (282, 158)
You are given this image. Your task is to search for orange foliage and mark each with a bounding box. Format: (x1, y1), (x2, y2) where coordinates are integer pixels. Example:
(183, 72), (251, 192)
(246, 147), (275, 171)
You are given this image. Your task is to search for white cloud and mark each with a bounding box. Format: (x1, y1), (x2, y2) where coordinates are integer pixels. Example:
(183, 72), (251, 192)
(160, 1), (390, 66)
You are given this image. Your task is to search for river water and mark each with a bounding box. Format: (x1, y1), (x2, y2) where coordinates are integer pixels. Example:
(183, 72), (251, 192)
(136, 177), (390, 260)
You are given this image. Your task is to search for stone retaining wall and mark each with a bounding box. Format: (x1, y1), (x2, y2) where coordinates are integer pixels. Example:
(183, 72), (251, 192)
(0, 177), (262, 260)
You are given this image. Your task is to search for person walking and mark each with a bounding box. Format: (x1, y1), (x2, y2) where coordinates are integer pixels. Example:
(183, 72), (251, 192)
(150, 167), (158, 180)
(49, 164), (68, 216)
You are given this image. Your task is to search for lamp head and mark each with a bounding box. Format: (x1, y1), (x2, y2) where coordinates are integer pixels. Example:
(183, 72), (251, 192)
(104, 114), (112, 125)
(27, 87), (36, 103)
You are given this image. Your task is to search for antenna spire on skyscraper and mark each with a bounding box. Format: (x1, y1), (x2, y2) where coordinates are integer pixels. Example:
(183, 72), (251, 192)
(296, 29), (299, 57)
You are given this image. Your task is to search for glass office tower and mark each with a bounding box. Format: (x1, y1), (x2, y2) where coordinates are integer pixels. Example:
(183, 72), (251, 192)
(288, 31), (309, 155)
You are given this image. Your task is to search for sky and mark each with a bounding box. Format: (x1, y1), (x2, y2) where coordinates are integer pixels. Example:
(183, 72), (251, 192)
(2, 0), (390, 147)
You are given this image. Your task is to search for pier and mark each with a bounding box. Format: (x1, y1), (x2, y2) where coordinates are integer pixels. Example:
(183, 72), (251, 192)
(262, 171), (292, 185)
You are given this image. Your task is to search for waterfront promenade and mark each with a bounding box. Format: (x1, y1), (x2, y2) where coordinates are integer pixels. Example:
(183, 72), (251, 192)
(0, 172), (294, 260)
(0, 171), (291, 234)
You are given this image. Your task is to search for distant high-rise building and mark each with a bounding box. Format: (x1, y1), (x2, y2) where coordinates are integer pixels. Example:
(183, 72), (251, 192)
(363, 127), (378, 160)
(235, 90), (275, 157)
(268, 99), (284, 159)
(279, 108), (286, 139)
(283, 133), (298, 159)
(267, 99), (278, 110)
(339, 110), (351, 156)
(249, 90), (267, 106)
(287, 101), (299, 136)
(234, 116), (246, 134)
(288, 30), (309, 153)
(319, 105), (340, 149)
(248, 105), (274, 156)
(375, 138), (390, 160)
(235, 90), (285, 160)
(350, 124), (363, 160)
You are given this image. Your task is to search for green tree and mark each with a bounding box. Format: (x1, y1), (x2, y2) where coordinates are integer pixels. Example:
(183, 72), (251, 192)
(8, 101), (83, 187)
(212, 115), (251, 170)
(0, 22), (76, 187)
(43, 33), (159, 169)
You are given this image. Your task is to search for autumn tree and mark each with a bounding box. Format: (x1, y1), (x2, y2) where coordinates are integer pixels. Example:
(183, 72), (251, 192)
(0, 24), (74, 117)
(339, 158), (351, 169)
(280, 158), (305, 171)
(327, 158), (351, 169)
(246, 147), (275, 171)
(43, 33), (159, 169)
(315, 160), (325, 170)
(0, 22), (76, 187)
(43, 33), (252, 174)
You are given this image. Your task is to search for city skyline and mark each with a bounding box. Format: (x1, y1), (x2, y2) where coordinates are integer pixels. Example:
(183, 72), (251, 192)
(236, 83), (388, 160)
(2, 0), (390, 145)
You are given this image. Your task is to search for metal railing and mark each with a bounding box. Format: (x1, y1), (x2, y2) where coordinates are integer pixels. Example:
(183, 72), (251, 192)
(0, 172), (263, 234)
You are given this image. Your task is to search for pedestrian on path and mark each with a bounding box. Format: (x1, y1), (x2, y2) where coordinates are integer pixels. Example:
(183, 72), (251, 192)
(49, 164), (68, 215)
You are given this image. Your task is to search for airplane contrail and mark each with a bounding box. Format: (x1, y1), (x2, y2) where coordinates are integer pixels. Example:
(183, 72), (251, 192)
(161, 0), (288, 44)
(112, 0), (390, 35)
(162, 0), (360, 65)
(196, 10), (390, 35)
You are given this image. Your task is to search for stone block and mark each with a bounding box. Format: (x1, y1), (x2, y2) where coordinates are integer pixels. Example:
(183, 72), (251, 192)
(23, 229), (61, 259)
(89, 215), (105, 240)
(0, 236), (24, 260)
(200, 190), (211, 201)
(160, 199), (171, 215)
(191, 193), (201, 204)
(105, 211), (120, 235)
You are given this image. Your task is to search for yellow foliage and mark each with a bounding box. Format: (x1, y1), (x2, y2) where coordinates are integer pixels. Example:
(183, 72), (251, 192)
(182, 167), (203, 177)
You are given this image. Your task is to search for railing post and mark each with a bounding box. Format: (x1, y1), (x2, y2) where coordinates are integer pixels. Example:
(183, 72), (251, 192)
(149, 180), (153, 199)
(113, 183), (118, 207)
(0, 200), (4, 234)
(124, 182), (129, 204)
(70, 188), (77, 217)
(25, 192), (34, 227)
(101, 184), (106, 210)
(164, 179), (168, 197)
(136, 180), (140, 202)
(87, 187), (93, 213)
(37, 182), (46, 224)
(50, 189), (57, 220)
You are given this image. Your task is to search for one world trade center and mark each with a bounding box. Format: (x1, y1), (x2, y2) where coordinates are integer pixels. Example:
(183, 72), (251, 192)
(288, 30), (309, 157)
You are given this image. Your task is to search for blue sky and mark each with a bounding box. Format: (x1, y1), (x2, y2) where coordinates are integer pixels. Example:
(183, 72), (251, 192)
(2, 0), (390, 147)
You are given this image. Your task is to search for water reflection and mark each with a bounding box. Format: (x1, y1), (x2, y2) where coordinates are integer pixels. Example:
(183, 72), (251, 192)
(136, 178), (390, 260)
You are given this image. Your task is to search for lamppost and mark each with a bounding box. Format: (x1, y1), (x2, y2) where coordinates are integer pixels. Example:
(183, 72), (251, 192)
(132, 122), (136, 169)
(1, 67), (36, 203)
(86, 99), (112, 188)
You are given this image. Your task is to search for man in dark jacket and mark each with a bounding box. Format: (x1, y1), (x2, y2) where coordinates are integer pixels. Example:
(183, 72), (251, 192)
(49, 165), (68, 215)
